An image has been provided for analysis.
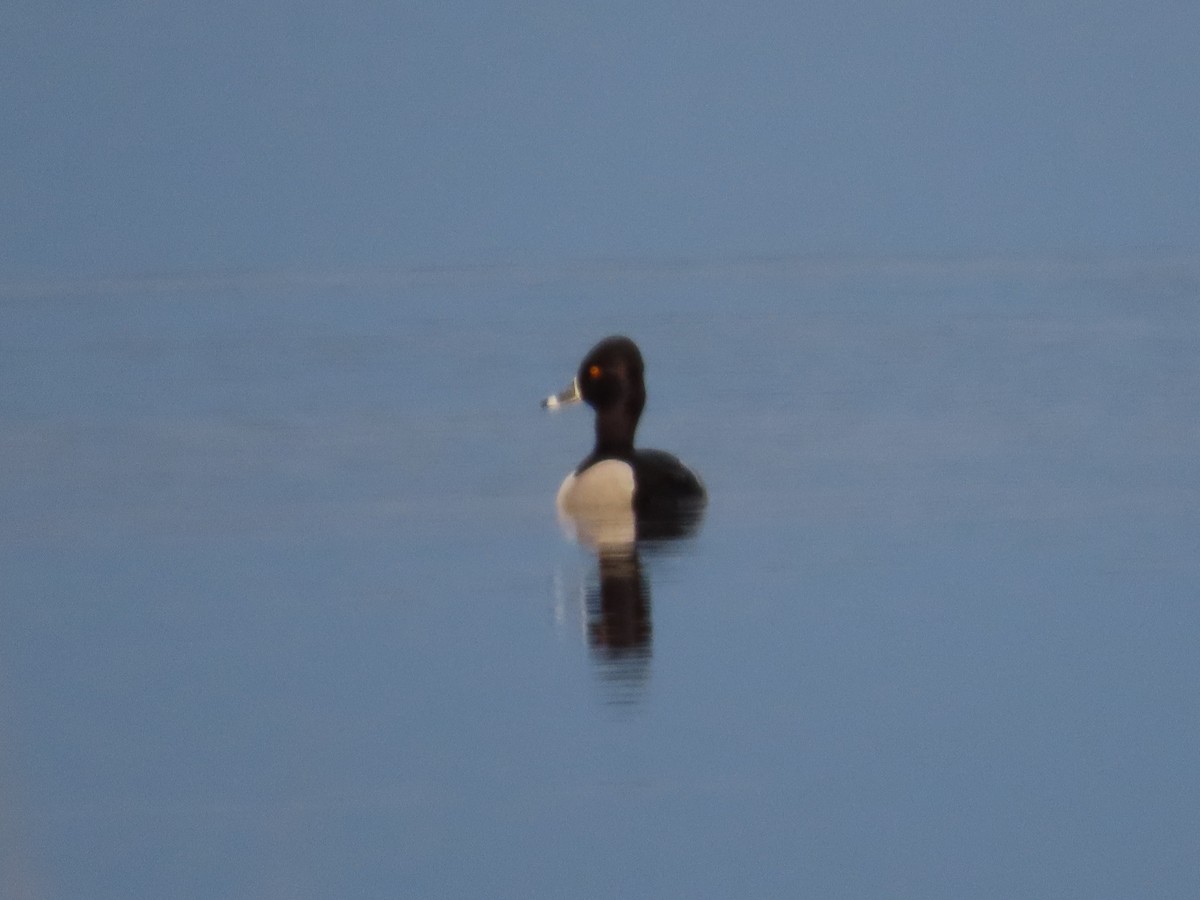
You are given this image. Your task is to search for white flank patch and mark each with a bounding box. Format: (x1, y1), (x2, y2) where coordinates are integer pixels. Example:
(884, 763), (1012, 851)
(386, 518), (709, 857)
(555, 459), (636, 548)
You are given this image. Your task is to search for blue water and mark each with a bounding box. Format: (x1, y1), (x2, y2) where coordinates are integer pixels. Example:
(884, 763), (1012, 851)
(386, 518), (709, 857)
(2, 256), (1197, 898)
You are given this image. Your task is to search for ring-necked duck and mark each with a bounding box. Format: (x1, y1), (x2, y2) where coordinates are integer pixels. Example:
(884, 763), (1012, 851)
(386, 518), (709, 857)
(543, 336), (705, 539)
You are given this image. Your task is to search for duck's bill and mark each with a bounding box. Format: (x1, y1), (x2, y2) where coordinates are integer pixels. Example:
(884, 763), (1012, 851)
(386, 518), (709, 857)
(541, 377), (581, 410)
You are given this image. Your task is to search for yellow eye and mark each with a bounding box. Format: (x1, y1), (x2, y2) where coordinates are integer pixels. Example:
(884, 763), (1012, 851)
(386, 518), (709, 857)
(588, 365), (602, 379)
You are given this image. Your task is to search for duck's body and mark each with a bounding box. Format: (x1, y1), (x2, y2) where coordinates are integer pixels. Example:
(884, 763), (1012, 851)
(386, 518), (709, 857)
(544, 336), (705, 541)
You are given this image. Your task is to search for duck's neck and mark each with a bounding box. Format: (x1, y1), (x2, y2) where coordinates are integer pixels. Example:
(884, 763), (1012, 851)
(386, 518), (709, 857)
(593, 405), (640, 458)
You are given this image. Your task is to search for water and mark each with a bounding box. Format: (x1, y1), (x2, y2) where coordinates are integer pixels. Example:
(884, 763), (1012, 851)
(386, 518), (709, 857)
(2, 256), (1197, 898)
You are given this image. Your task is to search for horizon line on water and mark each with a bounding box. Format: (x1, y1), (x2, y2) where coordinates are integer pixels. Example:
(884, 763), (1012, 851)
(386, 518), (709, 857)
(1, 247), (1197, 302)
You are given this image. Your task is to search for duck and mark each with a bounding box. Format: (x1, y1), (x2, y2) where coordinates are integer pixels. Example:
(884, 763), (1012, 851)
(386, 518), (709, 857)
(543, 336), (705, 540)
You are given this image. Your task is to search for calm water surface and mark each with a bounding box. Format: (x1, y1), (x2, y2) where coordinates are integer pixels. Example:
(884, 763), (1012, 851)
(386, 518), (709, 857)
(2, 258), (1198, 898)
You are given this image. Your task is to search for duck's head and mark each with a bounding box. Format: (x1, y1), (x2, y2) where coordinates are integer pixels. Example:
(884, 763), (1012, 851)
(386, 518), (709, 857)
(543, 335), (647, 458)
(544, 336), (646, 417)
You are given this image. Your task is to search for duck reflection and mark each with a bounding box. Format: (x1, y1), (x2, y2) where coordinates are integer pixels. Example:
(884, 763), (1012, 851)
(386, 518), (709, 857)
(586, 546), (652, 698)
(562, 504), (704, 704)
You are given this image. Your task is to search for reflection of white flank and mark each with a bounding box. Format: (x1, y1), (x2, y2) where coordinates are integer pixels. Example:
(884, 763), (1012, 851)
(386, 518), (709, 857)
(550, 565), (589, 644)
(556, 460), (636, 549)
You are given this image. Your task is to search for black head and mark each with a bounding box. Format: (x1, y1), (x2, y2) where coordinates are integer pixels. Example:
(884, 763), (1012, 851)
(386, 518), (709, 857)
(577, 335), (646, 457)
(577, 336), (645, 413)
